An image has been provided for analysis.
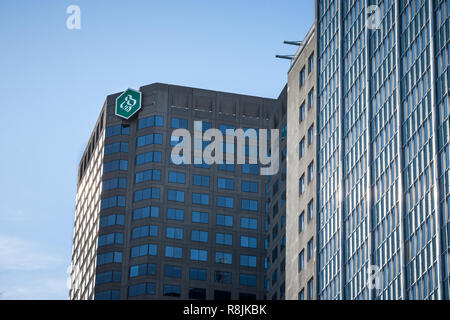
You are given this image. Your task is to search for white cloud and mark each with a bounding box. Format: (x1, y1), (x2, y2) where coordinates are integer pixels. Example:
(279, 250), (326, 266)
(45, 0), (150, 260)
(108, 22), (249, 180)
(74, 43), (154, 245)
(0, 235), (64, 271)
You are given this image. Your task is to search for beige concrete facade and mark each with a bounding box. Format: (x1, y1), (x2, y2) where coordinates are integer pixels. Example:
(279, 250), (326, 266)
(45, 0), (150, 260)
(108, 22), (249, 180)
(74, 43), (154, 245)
(286, 26), (317, 300)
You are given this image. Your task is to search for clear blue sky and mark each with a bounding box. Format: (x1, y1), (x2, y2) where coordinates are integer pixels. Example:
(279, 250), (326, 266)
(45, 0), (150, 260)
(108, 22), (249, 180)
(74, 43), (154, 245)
(0, 0), (314, 299)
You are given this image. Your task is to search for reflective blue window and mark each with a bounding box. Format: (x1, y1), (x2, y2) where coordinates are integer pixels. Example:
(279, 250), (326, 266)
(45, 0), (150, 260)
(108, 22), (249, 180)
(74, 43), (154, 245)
(240, 236), (257, 248)
(138, 115), (164, 129)
(168, 171), (186, 184)
(165, 246), (182, 258)
(241, 217), (257, 230)
(104, 160), (128, 173)
(105, 142), (128, 155)
(129, 263), (156, 278)
(215, 271), (232, 284)
(192, 211), (208, 224)
(96, 271), (122, 285)
(171, 118), (188, 129)
(190, 249), (208, 261)
(241, 181), (258, 193)
(190, 268), (207, 281)
(131, 225), (158, 239)
(217, 177), (234, 190)
(193, 193), (209, 205)
(97, 251), (122, 265)
(136, 151), (162, 165)
(242, 164), (259, 175)
(193, 175), (210, 187)
(101, 196), (126, 209)
(100, 214), (125, 227)
(163, 285), (180, 297)
(133, 206), (159, 220)
(135, 169), (161, 184)
(98, 232), (124, 247)
(137, 133), (163, 147)
(164, 265), (182, 278)
(191, 230), (208, 243)
(166, 227), (183, 240)
(216, 233), (232, 246)
(106, 124), (129, 137)
(216, 196), (234, 208)
(131, 244), (157, 258)
(103, 177), (127, 191)
(128, 283), (155, 297)
(240, 255), (257, 267)
(95, 290), (120, 300)
(239, 274), (257, 287)
(218, 164), (234, 172)
(167, 208), (184, 221)
(215, 252), (232, 264)
(134, 188), (160, 202)
(168, 190), (185, 202)
(241, 199), (258, 212)
(216, 214), (233, 227)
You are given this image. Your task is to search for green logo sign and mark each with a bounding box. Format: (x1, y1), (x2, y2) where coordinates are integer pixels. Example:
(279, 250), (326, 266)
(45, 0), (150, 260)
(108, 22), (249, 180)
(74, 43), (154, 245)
(115, 88), (142, 119)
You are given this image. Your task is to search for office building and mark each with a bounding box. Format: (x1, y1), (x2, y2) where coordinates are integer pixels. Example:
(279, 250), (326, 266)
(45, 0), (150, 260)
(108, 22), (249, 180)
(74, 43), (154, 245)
(69, 83), (285, 300)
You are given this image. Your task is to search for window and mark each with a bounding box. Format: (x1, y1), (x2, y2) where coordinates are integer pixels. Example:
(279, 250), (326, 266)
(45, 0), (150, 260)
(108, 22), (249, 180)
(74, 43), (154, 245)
(241, 236), (257, 248)
(171, 118), (188, 129)
(101, 196), (126, 209)
(103, 177), (127, 191)
(216, 233), (232, 246)
(218, 164), (235, 172)
(137, 133), (163, 147)
(308, 162), (314, 182)
(135, 169), (161, 184)
(190, 268), (207, 281)
(105, 142), (128, 155)
(307, 200), (314, 221)
(218, 177), (234, 190)
(242, 164), (259, 175)
(166, 227), (183, 240)
(214, 290), (231, 300)
(131, 225), (158, 239)
(106, 124), (129, 137)
(191, 230), (208, 243)
(195, 121), (211, 132)
(96, 271), (122, 285)
(168, 190), (185, 202)
(307, 278), (314, 299)
(136, 151), (162, 165)
(307, 238), (314, 261)
(163, 285), (181, 297)
(214, 271), (232, 284)
(217, 214), (233, 227)
(241, 181), (258, 193)
(129, 283), (155, 297)
(299, 138), (306, 160)
(298, 250), (305, 272)
(308, 53), (314, 73)
(103, 160), (128, 173)
(97, 252), (122, 266)
(164, 265), (182, 278)
(239, 274), (257, 287)
(134, 188), (160, 202)
(169, 171), (186, 184)
(299, 67), (306, 87)
(100, 214), (124, 227)
(95, 290), (120, 300)
(308, 125), (314, 145)
(308, 89), (314, 109)
(216, 196), (234, 208)
(165, 246), (182, 258)
(190, 249), (208, 262)
(193, 175), (210, 187)
(299, 212), (305, 233)
(215, 252), (232, 264)
(192, 211), (208, 224)
(167, 208), (184, 221)
(241, 217), (257, 230)
(130, 263), (156, 278)
(133, 206), (159, 220)
(131, 244), (157, 258)
(240, 255), (257, 267)
(189, 288), (206, 300)
(138, 115), (164, 129)
(299, 175), (305, 195)
(193, 193), (209, 205)
(241, 199), (258, 212)
(299, 102), (306, 123)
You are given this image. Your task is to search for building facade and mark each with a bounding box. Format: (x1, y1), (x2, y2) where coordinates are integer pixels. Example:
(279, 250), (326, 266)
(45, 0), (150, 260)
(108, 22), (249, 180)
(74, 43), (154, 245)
(286, 26), (318, 300)
(69, 83), (285, 300)
(314, 0), (449, 300)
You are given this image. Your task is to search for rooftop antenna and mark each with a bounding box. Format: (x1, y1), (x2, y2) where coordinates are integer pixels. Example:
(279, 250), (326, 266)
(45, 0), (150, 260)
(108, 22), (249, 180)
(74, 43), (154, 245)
(275, 55), (294, 60)
(276, 40), (302, 60)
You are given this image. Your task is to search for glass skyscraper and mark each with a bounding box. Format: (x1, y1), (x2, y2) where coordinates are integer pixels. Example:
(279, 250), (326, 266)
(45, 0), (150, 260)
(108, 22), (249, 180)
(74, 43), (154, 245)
(316, 0), (449, 300)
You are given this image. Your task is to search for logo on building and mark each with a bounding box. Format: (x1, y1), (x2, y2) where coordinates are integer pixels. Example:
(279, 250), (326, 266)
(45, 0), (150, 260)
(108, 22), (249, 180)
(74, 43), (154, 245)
(115, 88), (142, 119)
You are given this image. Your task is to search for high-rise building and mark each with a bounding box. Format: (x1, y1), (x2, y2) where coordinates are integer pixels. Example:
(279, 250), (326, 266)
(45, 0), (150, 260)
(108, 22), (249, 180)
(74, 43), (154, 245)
(285, 25), (318, 300)
(69, 83), (286, 300)
(310, 0), (449, 300)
